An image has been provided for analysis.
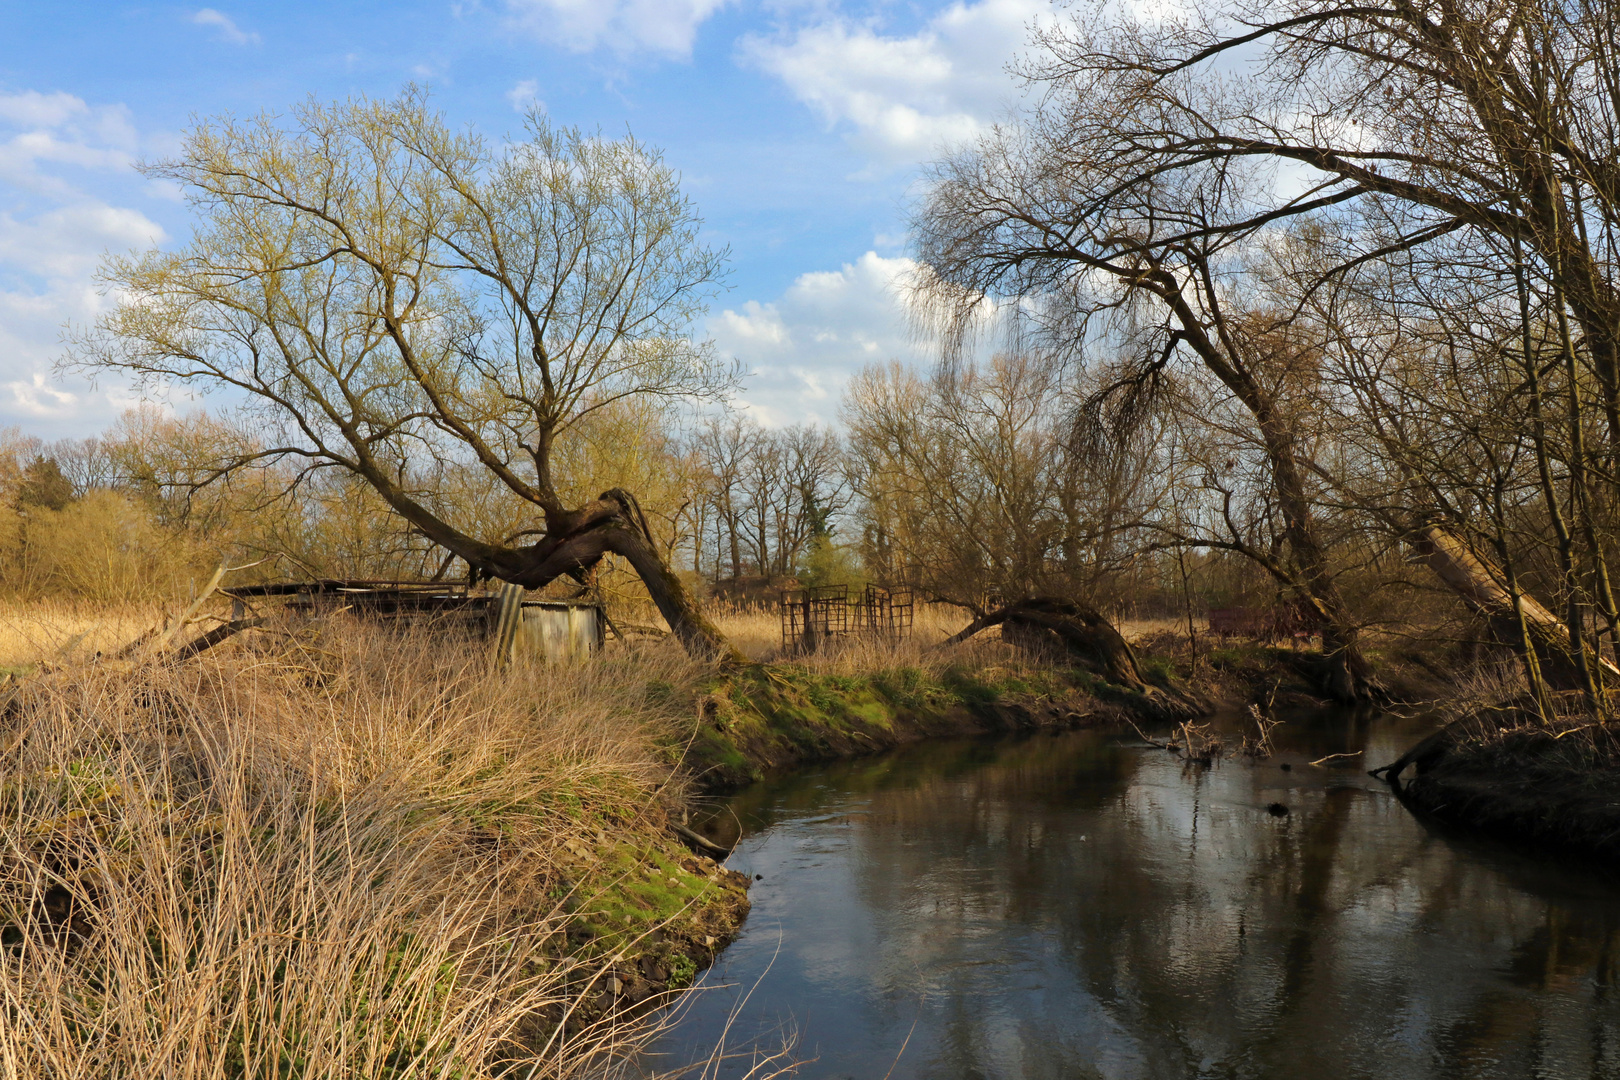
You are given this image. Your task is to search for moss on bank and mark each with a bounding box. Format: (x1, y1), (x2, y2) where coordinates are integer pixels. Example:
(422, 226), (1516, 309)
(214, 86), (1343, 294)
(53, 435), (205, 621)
(672, 657), (1201, 790)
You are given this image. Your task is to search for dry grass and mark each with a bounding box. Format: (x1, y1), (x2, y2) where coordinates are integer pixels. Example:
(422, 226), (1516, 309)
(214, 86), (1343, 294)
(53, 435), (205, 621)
(0, 600), (159, 670)
(709, 603), (1201, 664)
(709, 602), (974, 664)
(0, 587), (1074, 1080)
(1116, 616), (1205, 643)
(0, 619), (726, 1079)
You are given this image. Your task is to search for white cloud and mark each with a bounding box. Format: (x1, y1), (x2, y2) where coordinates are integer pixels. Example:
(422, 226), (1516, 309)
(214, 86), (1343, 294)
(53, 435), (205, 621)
(0, 92), (137, 198)
(506, 80), (544, 112)
(191, 8), (260, 46)
(707, 251), (932, 426)
(2, 372), (77, 419)
(0, 203), (161, 280)
(742, 0), (1050, 164)
(0, 90), (167, 434)
(502, 0), (729, 57)
(0, 91), (89, 129)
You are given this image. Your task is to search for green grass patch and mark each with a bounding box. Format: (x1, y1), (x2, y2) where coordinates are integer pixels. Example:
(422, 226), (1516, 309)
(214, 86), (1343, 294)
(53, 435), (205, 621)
(674, 658), (1107, 787)
(570, 842), (720, 949)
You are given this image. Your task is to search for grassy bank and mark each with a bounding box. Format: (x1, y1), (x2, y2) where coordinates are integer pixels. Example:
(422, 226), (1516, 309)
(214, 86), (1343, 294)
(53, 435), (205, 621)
(678, 622), (1207, 790)
(0, 620), (749, 1078)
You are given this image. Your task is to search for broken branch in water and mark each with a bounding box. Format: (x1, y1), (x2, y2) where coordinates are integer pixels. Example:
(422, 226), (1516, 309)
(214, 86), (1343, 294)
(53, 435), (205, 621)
(1127, 720), (1175, 750)
(1309, 750), (1363, 766)
(670, 821), (732, 857)
(1127, 720), (1223, 764)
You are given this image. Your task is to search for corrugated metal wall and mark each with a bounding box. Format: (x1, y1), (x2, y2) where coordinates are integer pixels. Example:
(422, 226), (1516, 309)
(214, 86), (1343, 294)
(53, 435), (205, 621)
(488, 582), (604, 664)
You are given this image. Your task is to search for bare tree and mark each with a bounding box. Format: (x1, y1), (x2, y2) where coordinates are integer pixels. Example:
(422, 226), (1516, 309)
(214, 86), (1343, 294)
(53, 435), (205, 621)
(693, 416), (756, 581)
(68, 91), (740, 659)
(913, 123), (1383, 700)
(844, 354), (1161, 611)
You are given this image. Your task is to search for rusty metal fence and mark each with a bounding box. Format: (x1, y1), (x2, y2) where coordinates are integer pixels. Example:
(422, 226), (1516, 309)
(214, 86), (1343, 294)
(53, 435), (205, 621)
(780, 583), (914, 652)
(854, 584), (914, 639)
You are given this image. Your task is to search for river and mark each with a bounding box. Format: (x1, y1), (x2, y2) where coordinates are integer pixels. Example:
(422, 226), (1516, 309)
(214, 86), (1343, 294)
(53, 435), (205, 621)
(648, 708), (1620, 1079)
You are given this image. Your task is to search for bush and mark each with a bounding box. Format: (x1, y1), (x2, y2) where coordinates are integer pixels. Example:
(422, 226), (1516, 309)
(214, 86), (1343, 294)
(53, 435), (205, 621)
(3, 490), (209, 604)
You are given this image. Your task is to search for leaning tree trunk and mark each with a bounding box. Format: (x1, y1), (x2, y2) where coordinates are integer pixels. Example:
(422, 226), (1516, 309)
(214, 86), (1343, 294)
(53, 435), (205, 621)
(1411, 524), (1619, 692)
(946, 597), (1150, 691)
(1155, 280), (1381, 704)
(343, 450), (744, 665)
(379, 481), (743, 666)
(501, 489), (744, 665)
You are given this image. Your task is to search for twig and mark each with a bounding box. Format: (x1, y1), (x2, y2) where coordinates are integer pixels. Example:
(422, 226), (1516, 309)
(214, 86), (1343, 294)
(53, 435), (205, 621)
(615, 622), (668, 638)
(1308, 750), (1363, 766)
(670, 822), (732, 858)
(1127, 720), (1177, 751)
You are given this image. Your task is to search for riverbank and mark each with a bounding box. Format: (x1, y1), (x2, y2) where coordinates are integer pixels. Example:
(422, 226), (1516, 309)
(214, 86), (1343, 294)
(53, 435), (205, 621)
(0, 622), (752, 1077)
(666, 619), (1457, 795)
(1379, 701), (1620, 861)
(678, 641), (1210, 792)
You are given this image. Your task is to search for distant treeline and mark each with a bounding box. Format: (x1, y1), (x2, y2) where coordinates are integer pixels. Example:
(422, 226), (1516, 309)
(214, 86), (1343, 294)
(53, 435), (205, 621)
(0, 372), (1427, 627)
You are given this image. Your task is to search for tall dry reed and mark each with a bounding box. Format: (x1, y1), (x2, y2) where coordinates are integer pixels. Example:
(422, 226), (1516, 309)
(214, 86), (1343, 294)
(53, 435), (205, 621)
(0, 600), (159, 670)
(710, 603), (987, 667)
(0, 621), (711, 1079)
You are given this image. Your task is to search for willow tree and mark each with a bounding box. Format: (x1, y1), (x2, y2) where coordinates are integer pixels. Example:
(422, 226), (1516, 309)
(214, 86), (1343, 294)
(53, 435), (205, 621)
(913, 126), (1385, 702)
(973, 0), (1620, 703)
(69, 91), (740, 658)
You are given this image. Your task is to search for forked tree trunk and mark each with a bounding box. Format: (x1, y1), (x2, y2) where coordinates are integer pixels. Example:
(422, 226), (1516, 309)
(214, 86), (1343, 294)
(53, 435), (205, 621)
(511, 489), (742, 665)
(350, 454), (740, 664)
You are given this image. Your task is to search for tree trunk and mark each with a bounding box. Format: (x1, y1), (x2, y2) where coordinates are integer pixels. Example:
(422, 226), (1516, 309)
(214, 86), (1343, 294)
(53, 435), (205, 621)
(946, 597), (1149, 690)
(1153, 272), (1382, 704)
(1411, 524), (1619, 692)
(527, 490), (741, 664)
(449, 488), (742, 665)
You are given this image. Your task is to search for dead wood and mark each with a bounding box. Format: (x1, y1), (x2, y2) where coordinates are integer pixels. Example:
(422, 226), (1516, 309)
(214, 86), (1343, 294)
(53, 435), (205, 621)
(1413, 525), (1620, 691)
(669, 822), (732, 858)
(171, 618), (267, 661)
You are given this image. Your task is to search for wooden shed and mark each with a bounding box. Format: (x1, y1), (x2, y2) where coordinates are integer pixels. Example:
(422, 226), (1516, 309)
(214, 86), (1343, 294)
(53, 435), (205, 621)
(487, 582), (605, 664)
(221, 579), (606, 664)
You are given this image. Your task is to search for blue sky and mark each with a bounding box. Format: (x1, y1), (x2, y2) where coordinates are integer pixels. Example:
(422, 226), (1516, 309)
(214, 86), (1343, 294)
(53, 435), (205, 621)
(0, 0), (1052, 437)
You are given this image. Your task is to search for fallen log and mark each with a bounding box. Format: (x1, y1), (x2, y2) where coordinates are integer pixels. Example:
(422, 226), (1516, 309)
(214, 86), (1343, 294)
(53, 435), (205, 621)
(171, 617), (267, 660)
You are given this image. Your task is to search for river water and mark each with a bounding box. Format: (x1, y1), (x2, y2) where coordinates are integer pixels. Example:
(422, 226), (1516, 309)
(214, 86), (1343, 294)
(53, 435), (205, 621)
(648, 709), (1620, 1079)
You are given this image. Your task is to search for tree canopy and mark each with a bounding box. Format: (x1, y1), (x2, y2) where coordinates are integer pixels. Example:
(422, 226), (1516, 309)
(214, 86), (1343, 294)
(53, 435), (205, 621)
(70, 89), (739, 656)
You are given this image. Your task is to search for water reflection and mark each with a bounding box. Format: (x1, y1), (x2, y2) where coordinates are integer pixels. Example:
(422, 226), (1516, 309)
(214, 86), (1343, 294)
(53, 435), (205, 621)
(651, 711), (1620, 1079)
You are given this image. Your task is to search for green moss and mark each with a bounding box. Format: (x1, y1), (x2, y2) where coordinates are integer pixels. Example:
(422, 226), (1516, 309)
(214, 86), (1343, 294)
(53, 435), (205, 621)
(672, 656), (1120, 788)
(570, 842), (723, 948)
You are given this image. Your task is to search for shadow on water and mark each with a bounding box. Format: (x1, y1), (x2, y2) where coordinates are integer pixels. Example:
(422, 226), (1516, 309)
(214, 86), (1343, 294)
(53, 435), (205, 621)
(649, 709), (1620, 1079)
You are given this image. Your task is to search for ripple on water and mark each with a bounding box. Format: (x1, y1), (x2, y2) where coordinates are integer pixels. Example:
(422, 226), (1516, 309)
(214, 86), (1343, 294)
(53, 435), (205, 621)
(652, 710), (1620, 1080)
